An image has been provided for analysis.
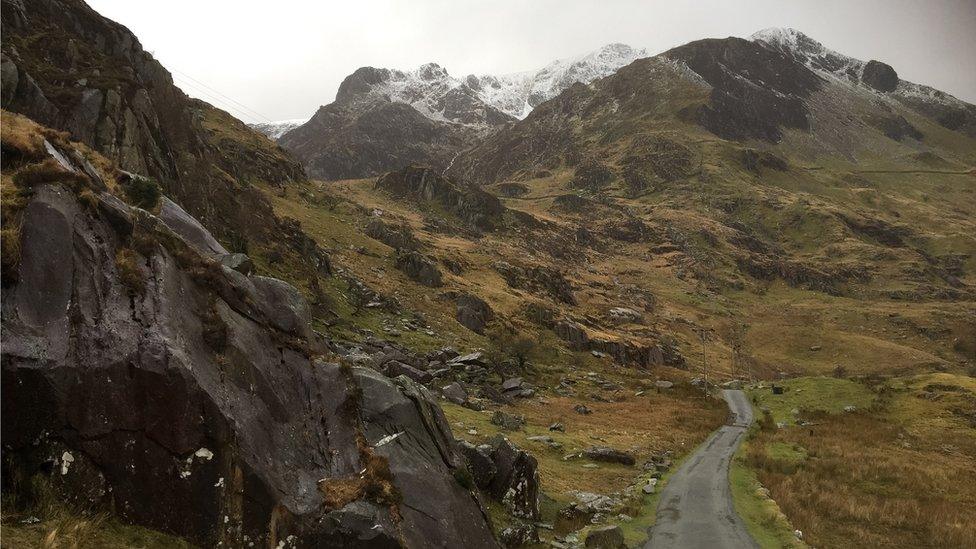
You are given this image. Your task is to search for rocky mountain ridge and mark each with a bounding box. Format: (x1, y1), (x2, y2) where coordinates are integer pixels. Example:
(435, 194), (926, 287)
(275, 43), (648, 179)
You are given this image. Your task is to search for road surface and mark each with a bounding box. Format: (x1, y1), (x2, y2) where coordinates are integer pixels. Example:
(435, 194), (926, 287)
(645, 389), (758, 549)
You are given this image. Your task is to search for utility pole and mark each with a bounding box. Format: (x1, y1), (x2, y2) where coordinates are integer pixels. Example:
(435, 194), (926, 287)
(699, 328), (708, 398)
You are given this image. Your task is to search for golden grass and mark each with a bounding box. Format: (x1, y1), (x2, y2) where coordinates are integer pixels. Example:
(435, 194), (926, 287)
(745, 374), (976, 548)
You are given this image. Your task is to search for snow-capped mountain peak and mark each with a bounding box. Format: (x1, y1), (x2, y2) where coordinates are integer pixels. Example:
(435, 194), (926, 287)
(335, 43), (649, 128)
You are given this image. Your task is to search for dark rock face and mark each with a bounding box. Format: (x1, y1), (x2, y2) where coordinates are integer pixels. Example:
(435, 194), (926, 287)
(862, 60), (899, 92)
(456, 292), (494, 334)
(394, 250), (444, 287)
(376, 165), (505, 232)
(554, 320), (590, 351)
(1, 177), (498, 546)
(664, 37), (822, 141)
(459, 442), (497, 490)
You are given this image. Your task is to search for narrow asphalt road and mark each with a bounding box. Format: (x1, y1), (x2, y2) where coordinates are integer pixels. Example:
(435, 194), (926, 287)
(645, 389), (758, 549)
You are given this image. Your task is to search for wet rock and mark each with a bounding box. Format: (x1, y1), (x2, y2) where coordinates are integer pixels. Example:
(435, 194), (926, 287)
(582, 447), (635, 466)
(1, 184), (498, 547)
(157, 197), (228, 256)
(585, 525), (624, 548)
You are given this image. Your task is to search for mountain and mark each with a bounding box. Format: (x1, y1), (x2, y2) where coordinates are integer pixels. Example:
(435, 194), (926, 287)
(752, 27), (976, 137)
(249, 117), (307, 139)
(446, 27), (975, 359)
(278, 43), (647, 180)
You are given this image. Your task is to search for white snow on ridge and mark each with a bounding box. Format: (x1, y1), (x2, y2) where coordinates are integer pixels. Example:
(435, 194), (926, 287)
(476, 42), (650, 119)
(751, 27), (967, 109)
(363, 43), (649, 126)
(249, 118), (308, 139)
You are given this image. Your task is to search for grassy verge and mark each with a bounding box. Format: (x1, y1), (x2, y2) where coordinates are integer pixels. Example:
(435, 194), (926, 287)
(739, 374), (976, 548)
(730, 430), (806, 549)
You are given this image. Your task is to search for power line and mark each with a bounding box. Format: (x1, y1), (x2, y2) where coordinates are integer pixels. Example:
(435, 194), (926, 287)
(171, 75), (268, 124)
(169, 68), (275, 123)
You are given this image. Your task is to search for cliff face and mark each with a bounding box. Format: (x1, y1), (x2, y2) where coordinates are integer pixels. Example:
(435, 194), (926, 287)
(0, 0), (309, 250)
(0, 113), (499, 548)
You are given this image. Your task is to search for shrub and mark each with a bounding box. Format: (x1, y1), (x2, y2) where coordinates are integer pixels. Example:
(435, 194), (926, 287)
(122, 176), (161, 210)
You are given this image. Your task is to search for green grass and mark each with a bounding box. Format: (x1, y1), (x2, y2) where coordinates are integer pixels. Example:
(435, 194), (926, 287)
(730, 434), (806, 549)
(747, 376), (876, 425)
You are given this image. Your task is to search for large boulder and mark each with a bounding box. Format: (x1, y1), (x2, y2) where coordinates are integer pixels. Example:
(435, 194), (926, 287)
(395, 250), (444, 287)
(1, 178), (499, 547)
(861, 60), (899, 92)
(456, 292), (494, 334)
(486, 436), (540, 520)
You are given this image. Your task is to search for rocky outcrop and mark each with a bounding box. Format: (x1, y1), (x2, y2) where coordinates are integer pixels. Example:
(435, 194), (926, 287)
(459, 437), (540, 521)
(365, 218), (422, 251)
(456, 292), (494, 335)
(861, 60), (899, 93)
(663, 37), (822, 141)
(395, 250), (444, 287)
(493, 262), (576, 305)
(0, 138), (498, 547)
(376, 165), (505, 232)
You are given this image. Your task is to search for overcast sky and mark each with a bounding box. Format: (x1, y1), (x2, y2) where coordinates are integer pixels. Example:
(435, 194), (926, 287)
(87, 0), (976, 123)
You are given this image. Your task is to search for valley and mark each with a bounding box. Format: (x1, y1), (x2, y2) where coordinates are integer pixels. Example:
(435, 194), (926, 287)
(1, 1), (975, 548)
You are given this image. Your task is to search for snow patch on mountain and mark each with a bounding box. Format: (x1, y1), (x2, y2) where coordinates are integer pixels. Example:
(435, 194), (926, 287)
(751, 27), (967, 110)
(354, 43), (648, 127)
(475, 42), (650, 119)
(250, 118), (307, 139)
